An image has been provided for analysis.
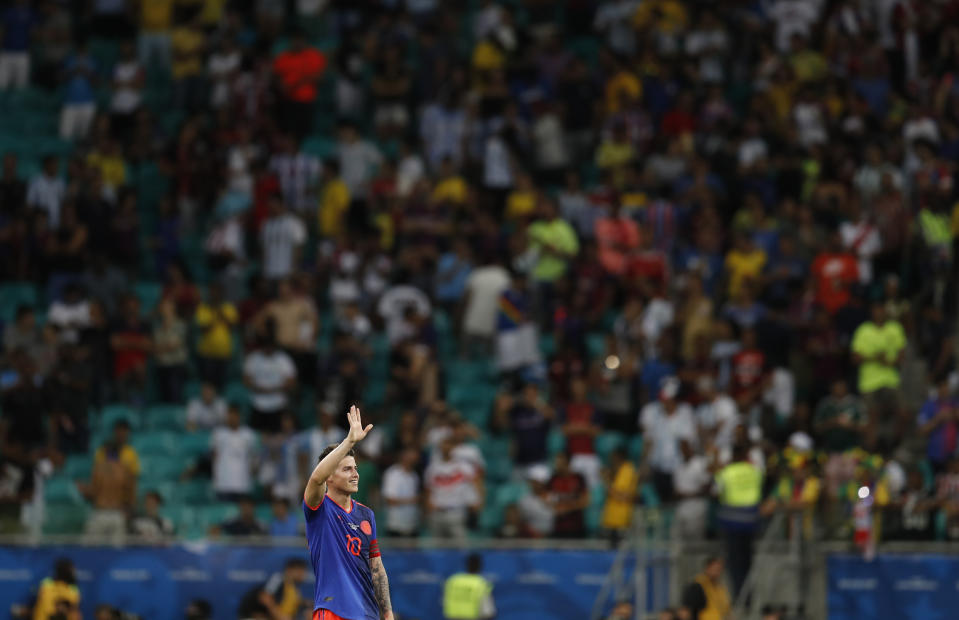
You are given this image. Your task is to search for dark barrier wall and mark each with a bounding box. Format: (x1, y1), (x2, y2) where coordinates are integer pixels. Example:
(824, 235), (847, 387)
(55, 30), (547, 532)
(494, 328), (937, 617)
(0, 545), (635, 620)
(828, 554), (956, 619)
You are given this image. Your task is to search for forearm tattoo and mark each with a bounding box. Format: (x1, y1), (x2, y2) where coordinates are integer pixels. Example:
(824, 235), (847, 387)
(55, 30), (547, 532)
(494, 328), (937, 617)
(371, 558), (393, 616)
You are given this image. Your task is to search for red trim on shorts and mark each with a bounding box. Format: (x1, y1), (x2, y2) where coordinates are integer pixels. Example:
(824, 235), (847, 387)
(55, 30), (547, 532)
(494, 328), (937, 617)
(314, 609), (347, 620)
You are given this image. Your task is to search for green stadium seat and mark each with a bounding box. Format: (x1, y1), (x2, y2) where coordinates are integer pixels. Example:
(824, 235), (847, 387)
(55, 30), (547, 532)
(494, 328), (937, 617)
(131, 431), (179, 457)
(134, 281), (163, 315)
(98, 404), (141, 432)
(479, 436), (512, 482)
(45, 476), (83, 505)
(195, 503), (239, 531)
(145, 404), (187, 431)
(628, 435), (644, 461)
(0, 282), (38, 321)
(139, 455), (185, 480)
(44, 504), (89, 535)
(179, 431), (212, 460)
(61, 455), (92, 479)
(172, 479), (214, 504)
(547, 428), (566, 458)
(596, 432), (626, 461)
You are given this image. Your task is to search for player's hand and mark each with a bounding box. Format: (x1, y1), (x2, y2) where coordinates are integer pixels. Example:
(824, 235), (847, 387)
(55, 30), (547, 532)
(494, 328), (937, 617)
(346, 404), (373, 444)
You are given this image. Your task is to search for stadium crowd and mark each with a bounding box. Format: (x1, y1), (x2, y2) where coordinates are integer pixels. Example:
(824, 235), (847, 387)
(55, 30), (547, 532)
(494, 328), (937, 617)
(1, 0), (959, 567)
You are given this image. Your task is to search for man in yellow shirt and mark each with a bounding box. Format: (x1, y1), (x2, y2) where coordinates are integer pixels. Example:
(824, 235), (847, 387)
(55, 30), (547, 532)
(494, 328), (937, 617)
(851, 301), (906, 445)
(318, 160), (351, 240)
(680, 557), (731, 620)
(138, 0), (173, 70)
(194, 282), (238, 389)
(432, 158), (470, 207)
(601, 448), (638, 541)
(86, 139), (127, 195)
(32, 558), (80, 620)
(171, 19), (206, 110)
(724, 234), (766, 299)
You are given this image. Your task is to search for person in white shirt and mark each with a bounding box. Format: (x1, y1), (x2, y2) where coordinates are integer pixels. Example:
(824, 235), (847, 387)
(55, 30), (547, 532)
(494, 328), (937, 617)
(639, 377), (697, 502)
(593, 0), (639, 57)
(260, 196), (307, 281)
(210, 406), (259, 501)
(382, 448), (421, 537)
(243, 323), (297, 435)
(462, 259), (510, 351)
(337, 121), (383, 199)
(269, 135), (322, 213)
(518, 464), (554, 537)
(672, 440), (711, 540)
(396, 140), (425, 198)
(425, 437), (481, 540)
(207, 37), (241, 109)
(377, 280), (431, 346)
(186, 382), (228, 431)
(27, 156), (65, 227)
(695, 376), (740, 456)
(47, 283), (91, 344)
(109, 42), (143, 135)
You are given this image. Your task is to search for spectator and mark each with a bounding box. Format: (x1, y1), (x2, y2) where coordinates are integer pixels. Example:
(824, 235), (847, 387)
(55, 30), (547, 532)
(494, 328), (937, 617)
(814, 379), (868, 455)
(109, 42), (144, 141)
(810, 232), (859, 315)
(673, 439), (711, 540)
(79, 419), (139, 543)
(696, 376), (740, 457)
(170, 18), (204, 112)
(210, 405), (258, 501)
(216, 496), (265, 537)
(26, 155), (65, 228)
(184, 599), (212, 620)
(207, 36), (240, 109)
(0, 0), (35, 91)
(31, 558), (80, 620)
(918, 377), (959, 474)
(137, 0), (173, 71)
(237, 558), (307, 619)
(640, 377), (697, 503)
(547, 452), (589, 538)
(382, 448), (421, 538)
(518, 464), (554, 537)
(153, 297), (188, 403)
(243, 321), (297, 435)
(185, 382), (227, 431)
(526, 195), (579, 304)
(1, 352), (49, 457)
(260, 193), (307, 282)
(889, 467), (935, 541)
(462, 256), (510, 355)
(128, 490), (175, 541)
(680, 556), (731, 620)
(267, 498), (300, 537)
(603, 601), (635, 620)
(424, 436), (480, 540)
(256, 277), (319, 389)
(851, 301), (906, 446)
(560, 376), (602, 488)
(501, 381), (553, 472)
(194, 282), (238, 389)
(59, 42), (97, 141)
(337, 119), (384, 206)
(494, 271), (540, 376)
(269, 134), (322, 215)
(3, 306), (42, 362)
(45, 341), (92, 454)
(109, 295), (152, 403)
(272, 29), (326, 135)
(317, 159), (351, 241)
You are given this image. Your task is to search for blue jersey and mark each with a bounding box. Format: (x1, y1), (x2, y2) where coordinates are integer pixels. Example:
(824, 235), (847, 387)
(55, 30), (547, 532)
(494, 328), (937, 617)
(303, 493), (380, 620)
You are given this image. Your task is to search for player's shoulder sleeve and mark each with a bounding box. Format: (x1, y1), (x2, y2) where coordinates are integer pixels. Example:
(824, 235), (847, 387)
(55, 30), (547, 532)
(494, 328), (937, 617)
(303, 490), (326, 515)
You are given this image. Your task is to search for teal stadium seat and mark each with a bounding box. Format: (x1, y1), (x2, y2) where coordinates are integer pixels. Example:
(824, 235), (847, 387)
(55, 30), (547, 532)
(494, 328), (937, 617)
(145, 404), (187, 431)
(44, 505), (89, 535)
(131, 431), (179, 457)
(98, 404), (141, 433)
(0, 282), (38, 322)
(61, 455), (92, 479)
(134, 281), (163, 316)
(596, 432), (627, 462)
(44, 476), (83, 505)
(172, 479), (215, 504)
(547, 428), (566, 458)
(139, 455), (185, 481)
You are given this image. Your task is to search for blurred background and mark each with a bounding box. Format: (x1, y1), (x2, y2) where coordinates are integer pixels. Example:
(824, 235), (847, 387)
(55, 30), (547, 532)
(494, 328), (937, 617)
(1, 0), (959, 618)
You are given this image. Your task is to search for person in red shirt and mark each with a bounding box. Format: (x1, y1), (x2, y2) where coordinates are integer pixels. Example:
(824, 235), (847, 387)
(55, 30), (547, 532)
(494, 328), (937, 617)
(811, 231), (859, 314)
(110, 294), (152, 402)
(561, 377), (602, 488)
(730, 327), (766, 414)
(595, 201), (641, 276)
(547, 452), (589, 538)
(273, 29), (327, 135)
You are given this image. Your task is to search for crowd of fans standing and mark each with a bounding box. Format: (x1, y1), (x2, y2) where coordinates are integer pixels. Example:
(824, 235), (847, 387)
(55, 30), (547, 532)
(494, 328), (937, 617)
(0, 0), (959, 553)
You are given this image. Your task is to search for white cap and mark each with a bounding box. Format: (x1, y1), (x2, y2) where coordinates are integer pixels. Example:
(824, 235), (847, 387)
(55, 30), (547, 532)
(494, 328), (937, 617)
(659, 377), (680, 400)
(789, 431), (814, 453)
(526, 464), (551, 484)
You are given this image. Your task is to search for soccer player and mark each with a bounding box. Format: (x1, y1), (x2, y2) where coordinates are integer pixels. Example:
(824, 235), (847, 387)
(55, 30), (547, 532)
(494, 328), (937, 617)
(304, 405), (394, 620)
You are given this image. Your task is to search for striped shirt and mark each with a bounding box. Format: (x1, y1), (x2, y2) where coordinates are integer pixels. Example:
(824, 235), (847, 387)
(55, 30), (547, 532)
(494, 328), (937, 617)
(270, 153), (322, 213)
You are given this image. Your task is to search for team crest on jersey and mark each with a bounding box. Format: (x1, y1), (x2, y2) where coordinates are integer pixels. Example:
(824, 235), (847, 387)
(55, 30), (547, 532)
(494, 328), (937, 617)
(360, 520), (372, 535)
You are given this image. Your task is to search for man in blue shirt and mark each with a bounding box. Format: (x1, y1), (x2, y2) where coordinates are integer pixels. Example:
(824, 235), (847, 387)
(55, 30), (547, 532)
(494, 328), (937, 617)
(918, 378), (959, 474)
(59, 41), (97, 140)
(0, 0), (36, 90)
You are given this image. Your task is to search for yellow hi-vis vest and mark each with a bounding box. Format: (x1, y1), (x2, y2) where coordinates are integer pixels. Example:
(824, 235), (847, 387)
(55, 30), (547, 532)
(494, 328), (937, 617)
(443, 572), (492, 619)
(716, 462), (762, 507)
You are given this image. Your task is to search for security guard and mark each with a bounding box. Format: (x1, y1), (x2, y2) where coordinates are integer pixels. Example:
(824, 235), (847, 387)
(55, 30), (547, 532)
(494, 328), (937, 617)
(714, 442), (763, 600)
(443, 553), (495, 619)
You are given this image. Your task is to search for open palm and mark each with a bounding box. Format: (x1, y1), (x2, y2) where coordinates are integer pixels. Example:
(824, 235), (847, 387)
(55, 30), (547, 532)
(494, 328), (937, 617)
(347, 405), (373, 443)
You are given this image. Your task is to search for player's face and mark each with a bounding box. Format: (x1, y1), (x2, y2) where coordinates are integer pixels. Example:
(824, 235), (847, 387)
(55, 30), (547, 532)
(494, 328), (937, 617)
(327, 456), (360, 494)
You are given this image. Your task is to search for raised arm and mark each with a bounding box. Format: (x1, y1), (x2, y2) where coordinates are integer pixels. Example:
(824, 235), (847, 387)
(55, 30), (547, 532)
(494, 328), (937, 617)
(304, 405), (372, 506)
(370, 555), (394, 620)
